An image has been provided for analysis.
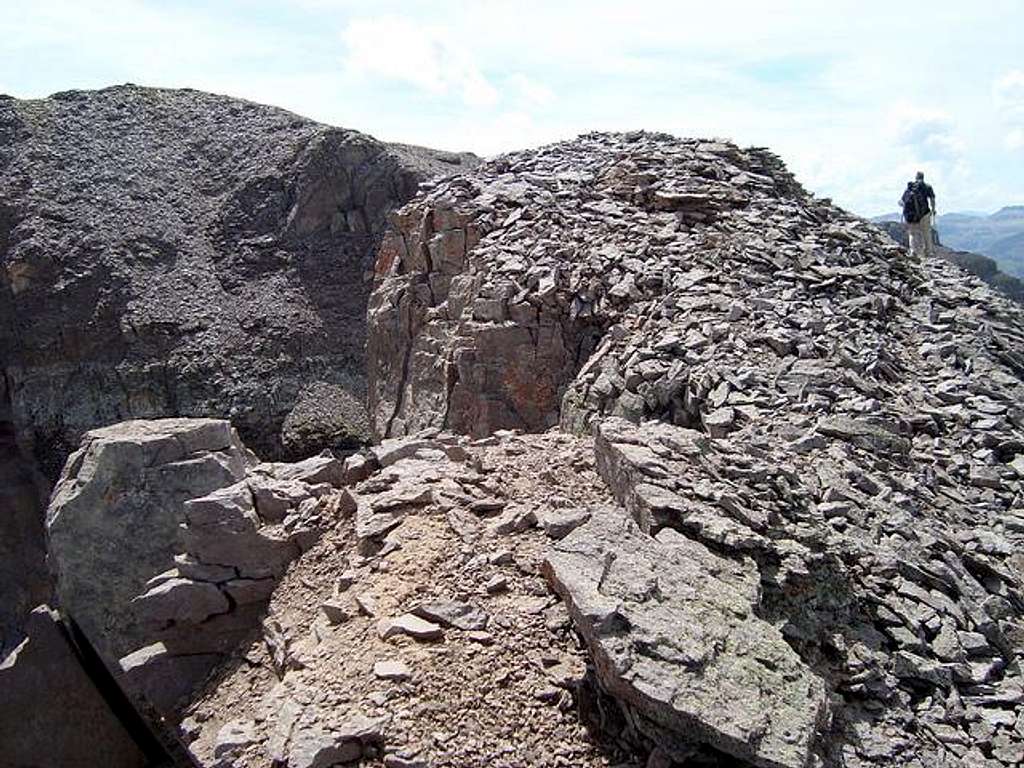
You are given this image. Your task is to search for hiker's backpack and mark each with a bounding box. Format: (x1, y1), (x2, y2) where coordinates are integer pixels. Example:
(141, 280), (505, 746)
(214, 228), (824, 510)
(902, 182), (930, 224)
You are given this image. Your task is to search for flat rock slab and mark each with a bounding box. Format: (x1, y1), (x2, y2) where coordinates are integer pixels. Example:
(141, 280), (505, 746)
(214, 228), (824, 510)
(377, 614), (443, 642)
(543, 505), (827, 768)
(373, 660), (412, 681)
(412, 599), (489, 631)
(816, 416), (911, 456)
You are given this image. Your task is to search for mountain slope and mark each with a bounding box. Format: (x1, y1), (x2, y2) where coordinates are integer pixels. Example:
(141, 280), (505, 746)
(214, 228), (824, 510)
(937, 208), (1024, 277)
(873, 220), (1024, 304)
(872, 208), (1024, 278)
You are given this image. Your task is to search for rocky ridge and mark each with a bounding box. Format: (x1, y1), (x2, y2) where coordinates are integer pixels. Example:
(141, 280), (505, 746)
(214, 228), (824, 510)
(11, 128), (1024, 767)
(364, 132), (1024, 766)
(181, 430), (633, 768)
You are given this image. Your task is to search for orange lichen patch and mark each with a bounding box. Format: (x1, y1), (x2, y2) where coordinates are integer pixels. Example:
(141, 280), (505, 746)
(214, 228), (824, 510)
(374, 233), (405, 276)
(503, 358), (558, 431)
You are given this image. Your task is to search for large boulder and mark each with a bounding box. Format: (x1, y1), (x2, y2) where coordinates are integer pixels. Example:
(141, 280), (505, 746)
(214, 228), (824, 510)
(47, 417), (349, 716)
(46, 418), (253, 666)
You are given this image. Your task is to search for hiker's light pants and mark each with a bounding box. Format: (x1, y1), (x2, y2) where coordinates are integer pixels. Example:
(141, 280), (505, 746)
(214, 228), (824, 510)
(908, 214), (934, 257)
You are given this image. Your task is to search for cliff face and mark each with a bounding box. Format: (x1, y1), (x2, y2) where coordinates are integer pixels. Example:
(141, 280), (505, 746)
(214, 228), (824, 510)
(0, 85), (476, 475)
(0, 85), (475, 653)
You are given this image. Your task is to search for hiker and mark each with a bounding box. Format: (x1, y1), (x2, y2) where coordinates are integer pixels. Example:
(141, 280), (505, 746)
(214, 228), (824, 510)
(900, 171), (936, 257)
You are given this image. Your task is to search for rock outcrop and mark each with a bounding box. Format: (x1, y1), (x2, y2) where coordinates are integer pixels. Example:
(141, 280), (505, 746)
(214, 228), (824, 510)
(544, 502), (828, 768)
(46, 418), (348, 717)
(366, 132), (1024, 765)
(0, 85), (476, 740)
(47, 419), (254, 667)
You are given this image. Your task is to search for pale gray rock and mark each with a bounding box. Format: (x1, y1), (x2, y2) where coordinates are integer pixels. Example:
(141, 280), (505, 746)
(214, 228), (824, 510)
(213, 718), (257, 760)
(412, 599), (489, 631)
(703, 406), (736, 438)
(373, 659), (412, 681)
(131, 577), (230, 624)
(259, 455), (346, 488)
(46, 418), (252, 665)
(544, 505), (827, 768)
(377, 614), (443, 642)
(320, 599), (352, 625)
(288, 715), (387, 768)
(46, 416), (342, 723)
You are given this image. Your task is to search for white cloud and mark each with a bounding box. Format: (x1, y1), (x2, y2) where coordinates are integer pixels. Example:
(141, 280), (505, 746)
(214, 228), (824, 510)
(341, 16), (498, 107)
(994, 70), (1024, 115)
(507, 74), (555, 107)
(2, 2), (1022, 214)
(889, 104), (964, 160)
(994, 70), (1024, 151)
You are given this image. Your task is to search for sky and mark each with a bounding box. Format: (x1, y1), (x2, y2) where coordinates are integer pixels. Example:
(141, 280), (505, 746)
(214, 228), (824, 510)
(1, 0), (1022, 217)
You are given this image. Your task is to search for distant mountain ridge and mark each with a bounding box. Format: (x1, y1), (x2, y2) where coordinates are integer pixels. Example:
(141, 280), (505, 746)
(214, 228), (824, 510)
(873, 220), (1024, 303)
(872, 206), (1024, 277)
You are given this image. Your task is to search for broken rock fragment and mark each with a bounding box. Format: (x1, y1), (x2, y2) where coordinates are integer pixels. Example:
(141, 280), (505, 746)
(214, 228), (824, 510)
(288, 715), (388, 768)
(412, 599), (489, 631)
(377, 614), (444, 642)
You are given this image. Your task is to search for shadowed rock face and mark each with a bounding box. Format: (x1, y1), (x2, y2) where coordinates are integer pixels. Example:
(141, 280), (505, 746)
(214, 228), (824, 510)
(0, 606), (148, 768)
(0, 85), (476, 478)
(0, 378), (49, 656)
